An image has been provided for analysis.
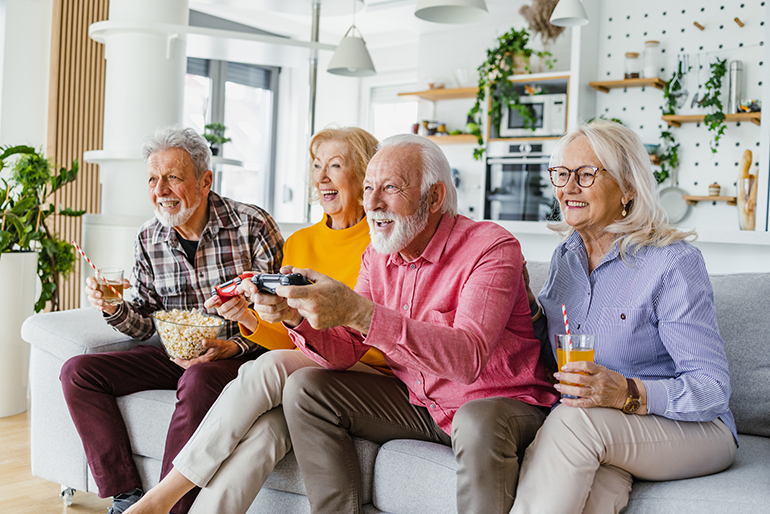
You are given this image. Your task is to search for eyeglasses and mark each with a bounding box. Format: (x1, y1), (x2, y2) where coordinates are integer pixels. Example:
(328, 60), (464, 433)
(548, 166), (605, 188)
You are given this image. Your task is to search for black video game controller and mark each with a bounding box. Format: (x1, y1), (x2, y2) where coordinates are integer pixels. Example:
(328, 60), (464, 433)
(211, 272), (255, 301)
(251, 273), (312, 295)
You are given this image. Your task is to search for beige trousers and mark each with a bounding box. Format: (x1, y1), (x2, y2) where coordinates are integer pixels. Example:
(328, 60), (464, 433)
(173, 349), (377, 514)
(510, 405), (737, 514)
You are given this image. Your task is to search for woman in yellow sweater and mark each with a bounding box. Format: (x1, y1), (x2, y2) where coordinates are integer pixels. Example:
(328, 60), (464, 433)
(127, 127), (384, 514)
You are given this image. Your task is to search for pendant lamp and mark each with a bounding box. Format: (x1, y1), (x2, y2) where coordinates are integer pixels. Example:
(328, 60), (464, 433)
(414, 0), (488, 24)
(549, 0), (589, 27)
(327, 25), (376, 77)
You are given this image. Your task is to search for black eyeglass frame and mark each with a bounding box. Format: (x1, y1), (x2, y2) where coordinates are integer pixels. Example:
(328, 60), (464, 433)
(548, 166), (606, 188)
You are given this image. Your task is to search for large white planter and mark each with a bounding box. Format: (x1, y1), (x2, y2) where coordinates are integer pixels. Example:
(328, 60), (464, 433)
(0, 251), (37, 417)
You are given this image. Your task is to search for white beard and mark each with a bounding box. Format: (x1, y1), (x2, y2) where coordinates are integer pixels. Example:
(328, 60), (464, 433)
(154, 195), (202, 228)
(367, 200), (430, 255)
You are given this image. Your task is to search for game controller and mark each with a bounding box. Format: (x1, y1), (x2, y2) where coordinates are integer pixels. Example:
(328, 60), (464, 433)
(251, 273), (312, 295)
(211, 272), (255, 301)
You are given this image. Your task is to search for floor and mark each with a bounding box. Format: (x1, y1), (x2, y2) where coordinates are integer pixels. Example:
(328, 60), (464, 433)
(0, 410), (112, 513)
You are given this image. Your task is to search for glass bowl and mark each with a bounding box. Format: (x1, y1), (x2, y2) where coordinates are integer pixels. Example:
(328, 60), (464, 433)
(152, 310), (225, 360)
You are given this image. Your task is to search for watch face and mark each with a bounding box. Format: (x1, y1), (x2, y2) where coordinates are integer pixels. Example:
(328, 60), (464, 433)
(623, 398), (642, 414)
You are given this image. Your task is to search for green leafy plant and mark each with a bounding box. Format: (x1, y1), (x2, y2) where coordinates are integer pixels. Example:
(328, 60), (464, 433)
(700, 58), (727, 153)
(203, 123), (232, 155)
(655, 67), (686, 184)
(0, 146), (85, 312)
(468, 27), (540, 160)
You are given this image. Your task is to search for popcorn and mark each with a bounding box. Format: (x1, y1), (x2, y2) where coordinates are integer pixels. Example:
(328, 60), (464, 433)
(152, 309), (224, 360)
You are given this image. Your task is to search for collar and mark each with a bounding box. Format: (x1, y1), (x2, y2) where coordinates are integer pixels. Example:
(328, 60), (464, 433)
(386, 213), (456, 267)
(560, 230), (622, 268)
(150, 191), (241, 245)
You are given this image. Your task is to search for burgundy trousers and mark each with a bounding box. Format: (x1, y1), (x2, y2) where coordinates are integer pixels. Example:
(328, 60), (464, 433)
(60, 344), (261, 514)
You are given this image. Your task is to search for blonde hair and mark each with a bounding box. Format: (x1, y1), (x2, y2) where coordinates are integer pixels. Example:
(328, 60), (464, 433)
(307, 126), (378, 204)
(548, 120), (695, 258)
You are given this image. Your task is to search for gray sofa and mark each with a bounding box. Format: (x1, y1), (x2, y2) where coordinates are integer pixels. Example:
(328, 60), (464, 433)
(21, 263), (770, 513)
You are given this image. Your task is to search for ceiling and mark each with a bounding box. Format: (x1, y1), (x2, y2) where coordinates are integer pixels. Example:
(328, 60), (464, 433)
(189, 0), (525, 49)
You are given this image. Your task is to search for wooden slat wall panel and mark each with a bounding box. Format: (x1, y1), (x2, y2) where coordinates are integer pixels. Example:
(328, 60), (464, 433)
(47, 0), (108, 311)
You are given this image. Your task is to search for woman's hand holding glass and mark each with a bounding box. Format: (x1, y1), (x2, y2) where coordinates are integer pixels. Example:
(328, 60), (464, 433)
(235, 265), (305, 328)
(203, 293), (258, 333)
(554, 362), (646, 413)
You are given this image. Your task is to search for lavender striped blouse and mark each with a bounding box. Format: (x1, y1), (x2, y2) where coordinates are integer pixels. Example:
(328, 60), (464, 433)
(539, 231), (737, 440)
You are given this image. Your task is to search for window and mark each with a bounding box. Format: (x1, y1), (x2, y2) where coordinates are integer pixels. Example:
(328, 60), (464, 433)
(184, 58), (279, 212)
(369, 83), (419, 141)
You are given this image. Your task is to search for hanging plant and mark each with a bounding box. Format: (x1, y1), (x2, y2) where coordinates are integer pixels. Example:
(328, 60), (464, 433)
(699, 58), (727, 153)
(468, 27), (537, 160)
(655, 66), (685, 184)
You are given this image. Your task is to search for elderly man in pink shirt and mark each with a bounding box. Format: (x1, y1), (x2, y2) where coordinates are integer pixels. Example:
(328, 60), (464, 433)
(254, 134), (558, 514)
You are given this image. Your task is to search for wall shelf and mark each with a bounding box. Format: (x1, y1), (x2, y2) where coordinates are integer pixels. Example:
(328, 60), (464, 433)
(683, 195), (737, 206)
(589, 77), (666, 92)
(398, 87), (478, 101)
(426, 134), (477, 145)
(662, 112), (761, 127)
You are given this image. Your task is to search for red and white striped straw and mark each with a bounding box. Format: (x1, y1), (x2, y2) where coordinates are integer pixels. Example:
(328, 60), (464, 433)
(561, 304), (573, 350)
(71, 240), (122, 298)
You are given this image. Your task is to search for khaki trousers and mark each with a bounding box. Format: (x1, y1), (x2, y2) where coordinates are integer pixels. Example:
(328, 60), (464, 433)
(173, 350), (377, 514)
(282, 367), (547, 514)
(511, 405), (737, 514)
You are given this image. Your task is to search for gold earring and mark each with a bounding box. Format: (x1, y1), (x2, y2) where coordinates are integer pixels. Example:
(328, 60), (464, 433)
(622, 203), (628, 217)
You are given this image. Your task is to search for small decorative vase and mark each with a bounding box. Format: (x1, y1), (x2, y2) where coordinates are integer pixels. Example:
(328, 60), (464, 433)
(736, 176), (758, 231)
(708, 182), (721, 196)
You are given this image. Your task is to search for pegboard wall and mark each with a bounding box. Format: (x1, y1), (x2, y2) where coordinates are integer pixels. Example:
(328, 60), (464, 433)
(594, 0), (765, 231)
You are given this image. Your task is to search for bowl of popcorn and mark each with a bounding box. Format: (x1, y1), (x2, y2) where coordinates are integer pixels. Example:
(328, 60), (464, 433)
(152, 309), (225, 360)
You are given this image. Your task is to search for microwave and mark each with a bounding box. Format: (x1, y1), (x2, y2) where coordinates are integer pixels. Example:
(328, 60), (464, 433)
(499, 93), (567, 138)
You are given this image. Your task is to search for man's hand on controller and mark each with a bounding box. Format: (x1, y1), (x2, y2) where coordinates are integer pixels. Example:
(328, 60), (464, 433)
(279, 267), (374, 334)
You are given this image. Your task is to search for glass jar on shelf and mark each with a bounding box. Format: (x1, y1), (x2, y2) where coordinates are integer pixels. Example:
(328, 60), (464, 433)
(624, 52), (641, 79)
(642, 41), (660, 79)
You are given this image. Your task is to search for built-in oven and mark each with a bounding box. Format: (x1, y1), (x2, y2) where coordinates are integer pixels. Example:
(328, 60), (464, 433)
(484, 140), (560, 222)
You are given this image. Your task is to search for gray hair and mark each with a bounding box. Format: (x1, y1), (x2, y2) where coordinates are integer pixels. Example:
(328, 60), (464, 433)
(141, 126), (211, 180)
(377, 134), (458, 216)
(549, 120), (694, 257)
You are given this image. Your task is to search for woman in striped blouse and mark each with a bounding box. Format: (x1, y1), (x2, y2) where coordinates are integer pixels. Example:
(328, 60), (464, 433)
(511, 121), (737, 514)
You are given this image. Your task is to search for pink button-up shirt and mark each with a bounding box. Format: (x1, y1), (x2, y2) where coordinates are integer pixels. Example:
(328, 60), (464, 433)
(290, 214), (558, 433)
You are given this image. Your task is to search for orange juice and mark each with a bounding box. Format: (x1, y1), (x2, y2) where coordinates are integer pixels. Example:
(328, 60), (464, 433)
(556, 347), (595, 386)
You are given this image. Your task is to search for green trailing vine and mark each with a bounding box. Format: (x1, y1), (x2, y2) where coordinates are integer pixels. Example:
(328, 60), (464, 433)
(700, 58), (727, 153)
(656, 66), (685, 184)
(468, 27), (541, 160)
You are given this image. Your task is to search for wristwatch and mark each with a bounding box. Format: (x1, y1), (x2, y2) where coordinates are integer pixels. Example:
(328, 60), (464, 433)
(621, 378), (642, 414)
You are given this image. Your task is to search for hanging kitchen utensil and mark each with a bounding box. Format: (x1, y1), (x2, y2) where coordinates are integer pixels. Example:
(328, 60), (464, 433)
(659, 161), (690, 223)
(676, 53), (689, 108)
(690, 53), (701, 108)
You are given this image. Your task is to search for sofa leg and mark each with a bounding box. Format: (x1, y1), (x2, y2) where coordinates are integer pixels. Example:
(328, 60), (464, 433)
(60, 485), (76, 506)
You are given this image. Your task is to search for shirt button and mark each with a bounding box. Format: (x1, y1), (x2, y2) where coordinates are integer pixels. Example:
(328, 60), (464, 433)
(403, 304), (409, 310)
(199, 272), (204, 278)
(620, 313), (626, 320)
(416, 379), (421, 385)
(430, 404), (436, 409)
(410, 264), (416, 269)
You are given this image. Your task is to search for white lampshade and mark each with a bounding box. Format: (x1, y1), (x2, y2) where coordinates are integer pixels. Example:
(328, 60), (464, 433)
(327, 26), (376, 77)
(414, 0), (488, 24)
(549, 0), (589, 27)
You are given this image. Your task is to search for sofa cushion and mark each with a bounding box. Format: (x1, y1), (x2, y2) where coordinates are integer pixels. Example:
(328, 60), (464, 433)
(21, 308), (161, 361)
(372, 439), (457, 514)
(118, 389), (177, 460)
(624, 434), (770, 513)
(710, 273), (770, 437)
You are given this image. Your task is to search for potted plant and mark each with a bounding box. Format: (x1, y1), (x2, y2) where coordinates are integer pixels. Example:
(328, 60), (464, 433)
(468, 27), (538, 160)
(0, 145), (85, 312)
(202, 123), (232, 156)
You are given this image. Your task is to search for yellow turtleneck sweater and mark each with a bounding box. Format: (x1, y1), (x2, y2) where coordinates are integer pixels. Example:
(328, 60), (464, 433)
(241, 214), (390, 375)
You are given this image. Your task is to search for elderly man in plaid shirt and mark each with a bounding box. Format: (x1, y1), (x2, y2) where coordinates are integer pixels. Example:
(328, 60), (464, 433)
(60, 126), (283, 514)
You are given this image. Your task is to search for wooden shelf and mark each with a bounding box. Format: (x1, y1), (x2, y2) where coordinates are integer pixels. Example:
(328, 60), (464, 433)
(488, 136), (562, 142)
(589, 77), (666, 92)
(398, 87), (478, 101)
(683, 195), (737, 206)
(426, 134), (477, 145)
(662, 112), (761, 127)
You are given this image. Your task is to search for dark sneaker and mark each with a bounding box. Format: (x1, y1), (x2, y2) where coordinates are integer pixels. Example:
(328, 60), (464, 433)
(107, 488), (144, 514)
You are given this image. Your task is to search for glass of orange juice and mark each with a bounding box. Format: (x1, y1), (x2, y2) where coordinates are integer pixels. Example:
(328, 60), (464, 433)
(556, 334), (595, 398)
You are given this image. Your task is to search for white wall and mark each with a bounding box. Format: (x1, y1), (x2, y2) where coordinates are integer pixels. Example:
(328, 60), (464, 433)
(0, 0), (53, 150)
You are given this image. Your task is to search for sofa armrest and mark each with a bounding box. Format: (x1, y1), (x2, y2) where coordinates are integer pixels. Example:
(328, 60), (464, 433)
(22, 308), (161, 362)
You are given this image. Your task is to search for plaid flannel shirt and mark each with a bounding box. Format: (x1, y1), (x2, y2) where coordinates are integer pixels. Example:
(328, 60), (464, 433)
(105, 191), (284, 356)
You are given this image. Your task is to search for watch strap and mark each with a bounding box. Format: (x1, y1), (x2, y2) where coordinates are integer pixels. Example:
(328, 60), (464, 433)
(626, 378), (639, 399)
